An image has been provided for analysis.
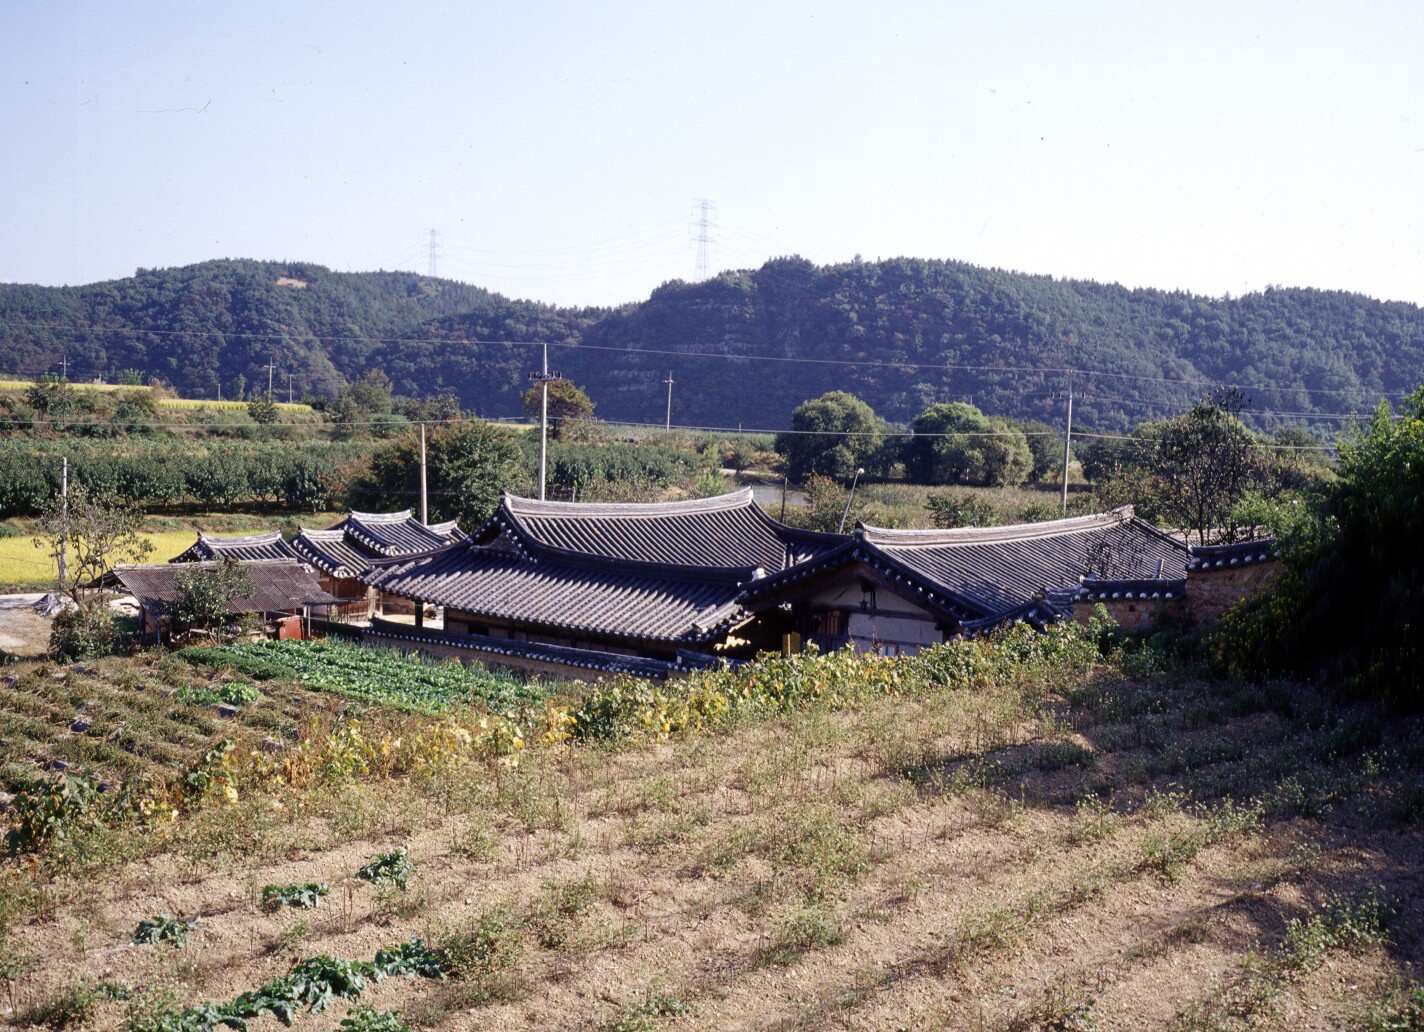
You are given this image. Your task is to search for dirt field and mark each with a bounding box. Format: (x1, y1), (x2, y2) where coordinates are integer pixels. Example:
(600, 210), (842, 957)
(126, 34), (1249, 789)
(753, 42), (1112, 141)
(1, 644), (1421, 1030)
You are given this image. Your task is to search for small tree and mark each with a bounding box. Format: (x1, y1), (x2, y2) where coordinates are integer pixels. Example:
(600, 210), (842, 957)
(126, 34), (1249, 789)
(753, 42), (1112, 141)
(171, 557), (255, 642)
(521, 379), (596, 441)
(35, 487), (153, 659)
(26, 374), (78, 425)
(247, 391), (278, 424)
(35, 487), (153, 614)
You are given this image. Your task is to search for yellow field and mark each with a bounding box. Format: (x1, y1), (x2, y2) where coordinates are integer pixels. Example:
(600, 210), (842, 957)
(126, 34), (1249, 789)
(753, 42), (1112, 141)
(0, 530), (198, 587)
(0, 378), (142, 394)
(0, 380), (313, 413)
(156, 398), (314, 413)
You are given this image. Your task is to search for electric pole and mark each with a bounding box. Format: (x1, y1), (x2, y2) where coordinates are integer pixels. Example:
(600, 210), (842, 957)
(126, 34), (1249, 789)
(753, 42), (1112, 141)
(58, 457), (68, 588)
(266, 361), (276, 398)
(663, 372), (675, 431)
(1060, 373), (1074, 514)
(691, 199), (717, 280)
(528, 343), (563, 501)
(419, 423), (428, 524)
(286, 371), (293, 404)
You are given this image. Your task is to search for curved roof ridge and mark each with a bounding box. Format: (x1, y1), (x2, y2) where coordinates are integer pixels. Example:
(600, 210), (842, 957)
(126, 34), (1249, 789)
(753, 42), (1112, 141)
(859, 505), (1137, 547)
(295, 526), (347, 540)
(501, 487), (755, 519)
(347, 509), (415, 524)
(197, 529), (285, 544)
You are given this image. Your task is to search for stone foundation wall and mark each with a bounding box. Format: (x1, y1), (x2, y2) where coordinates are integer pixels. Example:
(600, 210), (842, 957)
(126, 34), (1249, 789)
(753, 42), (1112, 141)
(1077, 596), (1187, 631)
(1186, 563), (1280, 624)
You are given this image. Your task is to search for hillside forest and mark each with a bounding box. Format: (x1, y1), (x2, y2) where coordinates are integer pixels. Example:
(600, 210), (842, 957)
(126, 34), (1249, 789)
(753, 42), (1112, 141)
(4, 256), (1422, 436)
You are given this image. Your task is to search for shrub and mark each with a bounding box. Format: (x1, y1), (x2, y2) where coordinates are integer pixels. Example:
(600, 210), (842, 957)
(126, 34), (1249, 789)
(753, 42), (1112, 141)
(50, 607), (128, 661)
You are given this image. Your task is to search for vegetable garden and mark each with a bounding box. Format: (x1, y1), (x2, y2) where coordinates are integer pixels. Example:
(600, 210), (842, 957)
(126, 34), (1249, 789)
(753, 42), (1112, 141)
(179, 639), (549, 714)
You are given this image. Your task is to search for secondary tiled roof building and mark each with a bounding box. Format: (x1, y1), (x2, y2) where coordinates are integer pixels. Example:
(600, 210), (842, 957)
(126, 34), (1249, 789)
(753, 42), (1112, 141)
(741, 506), (1189, 654)
(171, 530), (300, 564)
(288, 510), (465, 617)
(111, 559), (337, 639)
(366, 490), (844, 661)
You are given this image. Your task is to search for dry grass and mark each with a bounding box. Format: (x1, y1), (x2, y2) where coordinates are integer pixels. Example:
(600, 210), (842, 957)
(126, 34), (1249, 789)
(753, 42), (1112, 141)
(0, 649), (1421, 1031)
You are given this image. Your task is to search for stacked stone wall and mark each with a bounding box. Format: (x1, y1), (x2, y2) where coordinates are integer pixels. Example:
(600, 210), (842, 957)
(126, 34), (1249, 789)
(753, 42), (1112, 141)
(1186, 562), (1280, 624)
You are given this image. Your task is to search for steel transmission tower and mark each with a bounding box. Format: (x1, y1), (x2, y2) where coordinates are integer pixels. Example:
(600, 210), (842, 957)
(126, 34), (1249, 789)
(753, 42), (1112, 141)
(426, 229), (441, 277)
(691, 199), (717, 280)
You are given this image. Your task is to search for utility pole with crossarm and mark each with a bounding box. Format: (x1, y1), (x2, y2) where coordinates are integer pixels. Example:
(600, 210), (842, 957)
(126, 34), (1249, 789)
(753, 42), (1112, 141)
(529, 343), (563, 501)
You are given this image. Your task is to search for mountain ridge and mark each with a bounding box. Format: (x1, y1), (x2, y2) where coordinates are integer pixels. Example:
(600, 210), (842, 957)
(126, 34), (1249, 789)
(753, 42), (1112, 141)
(3, 256), (1421, 434)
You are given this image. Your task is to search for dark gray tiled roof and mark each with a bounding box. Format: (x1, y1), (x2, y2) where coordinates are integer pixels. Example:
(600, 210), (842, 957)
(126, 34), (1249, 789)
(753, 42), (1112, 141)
(290, 511), (465, 578)
(1186, 539), (1277, 570)
(857, 508), (1188, 615)
(290, 529), (374, 579)
(495, 489), (842, 571)
(744, 507), (1189, 624)
(171, 531), (299, 564)
(366, 543), (748, 644)
(112, 559), (337, 619)
(343, 510), (466, 556)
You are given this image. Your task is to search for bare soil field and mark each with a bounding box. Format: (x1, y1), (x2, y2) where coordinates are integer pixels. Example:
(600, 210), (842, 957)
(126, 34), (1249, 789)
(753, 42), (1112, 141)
(1, 640), (1421, 1031)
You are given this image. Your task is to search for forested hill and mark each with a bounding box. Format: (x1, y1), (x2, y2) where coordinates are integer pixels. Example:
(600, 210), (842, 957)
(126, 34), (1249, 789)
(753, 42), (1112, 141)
(4, 256), (1423, 433)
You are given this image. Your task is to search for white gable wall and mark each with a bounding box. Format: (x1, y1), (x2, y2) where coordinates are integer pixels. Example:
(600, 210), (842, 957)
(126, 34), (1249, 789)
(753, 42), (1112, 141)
(804, 575), (944, 656)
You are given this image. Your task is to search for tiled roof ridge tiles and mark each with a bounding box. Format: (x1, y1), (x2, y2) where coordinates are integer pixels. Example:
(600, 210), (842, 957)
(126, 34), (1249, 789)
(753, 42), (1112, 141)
(196, 529), (285, 545)
(1185, 537), (1277, 569)
(857, 505), (1139, 547)
(501, 488), (758, 519)
(347, 509), (415, 523)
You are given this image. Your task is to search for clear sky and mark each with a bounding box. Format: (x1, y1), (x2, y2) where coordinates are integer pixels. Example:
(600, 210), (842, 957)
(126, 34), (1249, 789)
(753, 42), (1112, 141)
(3, 1), (1422, 309)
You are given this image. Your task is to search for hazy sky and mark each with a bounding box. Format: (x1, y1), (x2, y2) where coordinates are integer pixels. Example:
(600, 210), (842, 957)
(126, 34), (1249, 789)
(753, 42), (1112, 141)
(4, 1), (1422, 309)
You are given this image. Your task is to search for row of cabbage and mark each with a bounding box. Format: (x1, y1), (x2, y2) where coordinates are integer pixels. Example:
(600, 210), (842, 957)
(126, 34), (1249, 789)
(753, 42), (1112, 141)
(180, 639), (549, 714)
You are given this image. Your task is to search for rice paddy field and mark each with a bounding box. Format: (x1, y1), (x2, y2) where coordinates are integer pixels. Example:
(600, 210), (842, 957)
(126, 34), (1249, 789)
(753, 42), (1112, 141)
(0, 531), (197, 589)
(0, 512), (344, 590)
(1, 632), (1421, 1031)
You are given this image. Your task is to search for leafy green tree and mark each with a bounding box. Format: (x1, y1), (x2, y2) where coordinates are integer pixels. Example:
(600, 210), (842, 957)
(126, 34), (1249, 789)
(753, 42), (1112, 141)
(228, 373), (248, 402)
(247, 391), (278, 425)
(1021, 420), (1066, 483)
(775, 391), (882, 483)
(171, 557), (255, 642)
(117, 368), (144, 386)
(1216, 387), (1424, 705)
(1139, 389), (1265, 544)
(348, 421), (528, 530)
(908, 403), (1031, 487)
(25, 374), (77, 426)
(521, 379), (596, 441)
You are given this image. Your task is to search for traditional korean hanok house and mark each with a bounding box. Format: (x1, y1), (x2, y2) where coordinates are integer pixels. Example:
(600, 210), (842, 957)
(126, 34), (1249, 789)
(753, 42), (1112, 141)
(171, 530), (300, 563)
(109, 558), (337, 642)
(362, 489), (844, 676)
(288, 510), (465, 619)
(740, 506), (1189, 654)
